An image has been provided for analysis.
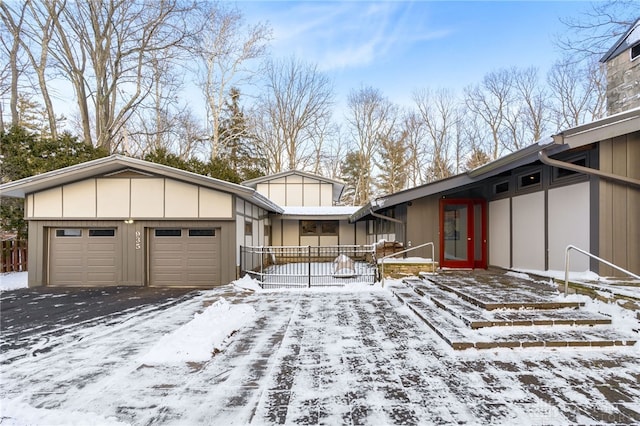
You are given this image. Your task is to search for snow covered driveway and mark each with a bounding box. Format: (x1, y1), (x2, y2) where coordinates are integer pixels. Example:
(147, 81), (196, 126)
(2, 284), (640, 425)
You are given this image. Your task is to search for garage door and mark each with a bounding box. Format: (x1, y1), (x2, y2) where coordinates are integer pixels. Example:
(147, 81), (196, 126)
(49, 228), (119, 286)
(150, 228), (221, 287)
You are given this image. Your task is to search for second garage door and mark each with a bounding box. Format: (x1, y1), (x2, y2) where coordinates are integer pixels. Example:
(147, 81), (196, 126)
(150, 228), (221, 287)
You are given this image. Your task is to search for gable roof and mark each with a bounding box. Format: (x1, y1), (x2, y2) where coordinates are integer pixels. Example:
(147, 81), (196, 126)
(242, 170), (346, 202)
(0, 154), (284, 213)
(600, 18), (640, 63)
(350, 106), (640, 223)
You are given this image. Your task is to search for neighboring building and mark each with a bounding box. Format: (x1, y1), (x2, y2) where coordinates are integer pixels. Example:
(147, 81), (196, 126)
(350, 108), (640, 276)
(242, 171), (366, 247)
(601, 19), (640, 114)
(0, 156), (282, 288)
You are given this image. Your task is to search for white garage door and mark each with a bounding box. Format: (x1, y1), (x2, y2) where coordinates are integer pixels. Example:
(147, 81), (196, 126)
(49, 228), (119, 286)
(150, 228), (221, 287)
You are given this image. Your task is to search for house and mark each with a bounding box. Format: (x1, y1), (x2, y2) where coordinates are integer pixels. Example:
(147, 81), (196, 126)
(0, 155), (284, 288)
(600, 18), (640, 115)
(242, 171), (366, 247)
(350, 107), (640, 276)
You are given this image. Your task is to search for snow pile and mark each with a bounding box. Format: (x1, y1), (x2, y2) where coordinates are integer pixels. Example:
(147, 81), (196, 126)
(233, 274), (264, 292)
(139, 297), (255, 364)
(0, 272), (28, 292)
(0, 399), (127, 426)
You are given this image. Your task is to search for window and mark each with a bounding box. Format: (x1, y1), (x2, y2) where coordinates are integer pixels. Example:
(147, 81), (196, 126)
(494, 181), (509, 195)
(189, 229), (215, 237)
(632, 44), (640, 61)
(264, 225), (271, 237)
(56, 229), (82, 237)
(519, 171), (541, 188)
(89, 229), (115, 237)
(554, 156), (587, 179)
(155, 229), (181, 237)
(244, 221), (253, 236)
(300, 220), (339, 236)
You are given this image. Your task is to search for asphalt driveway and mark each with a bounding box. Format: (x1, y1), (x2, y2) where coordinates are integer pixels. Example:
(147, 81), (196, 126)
(1, 284), (639, 425)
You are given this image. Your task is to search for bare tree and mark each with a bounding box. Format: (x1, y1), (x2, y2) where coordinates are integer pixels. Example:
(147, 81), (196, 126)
(547, 57), (606, 129)
(255, 57), (334, 172)
(464, 70), (514, 160)
(413, 88), (458, 181)
(194, 3), (270, 160)
(44, 0), (197, 151)
(556, 1), (640, 62)
(345, 86), (397, 204)
(403, 111), (427, 187)
(0, 0), (28, 128)
(512, 67), (549, 142)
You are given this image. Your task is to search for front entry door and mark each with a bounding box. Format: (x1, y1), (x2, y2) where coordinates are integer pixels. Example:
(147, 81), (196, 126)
(439, 199), (486, 269)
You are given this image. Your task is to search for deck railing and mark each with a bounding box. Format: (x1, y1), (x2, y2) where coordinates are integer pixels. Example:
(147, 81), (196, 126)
(1, 239), (28, 273)
(563, 245), (640, 296)
(240, 245), (377, 289)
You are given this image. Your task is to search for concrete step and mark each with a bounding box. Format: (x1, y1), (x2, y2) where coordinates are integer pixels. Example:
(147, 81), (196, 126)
(404, 278), (612, 329)
(390, 281), (637, 351)
(421, 273), (584, 310)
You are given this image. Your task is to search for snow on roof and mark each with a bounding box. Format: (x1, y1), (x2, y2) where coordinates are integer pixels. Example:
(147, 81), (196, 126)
(279, 206), (361, 217)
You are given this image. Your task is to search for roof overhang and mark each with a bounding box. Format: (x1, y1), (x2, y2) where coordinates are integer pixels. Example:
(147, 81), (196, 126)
(277, 206), (359, 221)
(0, 154), (284, 213)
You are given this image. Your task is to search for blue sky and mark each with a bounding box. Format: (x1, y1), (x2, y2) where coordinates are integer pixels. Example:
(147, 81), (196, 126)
(237, 1), (590, 107)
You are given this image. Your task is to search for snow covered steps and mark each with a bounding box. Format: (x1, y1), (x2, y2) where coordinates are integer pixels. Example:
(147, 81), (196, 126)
(389, 276), (637, 350)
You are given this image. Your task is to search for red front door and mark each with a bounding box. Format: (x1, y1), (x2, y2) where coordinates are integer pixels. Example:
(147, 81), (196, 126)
(439, 199), (486, 269)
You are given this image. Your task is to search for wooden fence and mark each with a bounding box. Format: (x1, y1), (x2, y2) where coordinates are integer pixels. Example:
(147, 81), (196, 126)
(1, 239), (28, 273)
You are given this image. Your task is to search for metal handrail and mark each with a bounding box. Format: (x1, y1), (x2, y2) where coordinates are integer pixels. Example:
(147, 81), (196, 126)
(380, 242), (435, 287)
(563, 245), (640, 296)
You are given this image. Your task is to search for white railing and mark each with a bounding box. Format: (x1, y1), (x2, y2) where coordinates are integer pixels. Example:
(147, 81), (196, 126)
(563, 245), (640, 296)
(380, 242), (435, 287)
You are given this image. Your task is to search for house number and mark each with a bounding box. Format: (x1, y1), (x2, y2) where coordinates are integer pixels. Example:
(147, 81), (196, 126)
(135, 231), (141, 250)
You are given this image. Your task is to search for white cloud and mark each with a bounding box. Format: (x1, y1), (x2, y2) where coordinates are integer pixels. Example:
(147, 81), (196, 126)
(254, 2), (452, 71)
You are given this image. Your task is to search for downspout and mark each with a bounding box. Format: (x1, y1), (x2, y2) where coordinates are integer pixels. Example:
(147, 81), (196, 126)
(369, 209), (407, 247)
(538, 149), (640, 189)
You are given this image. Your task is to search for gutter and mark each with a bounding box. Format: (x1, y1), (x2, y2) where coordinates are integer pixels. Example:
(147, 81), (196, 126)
(538, 149), (640, 189)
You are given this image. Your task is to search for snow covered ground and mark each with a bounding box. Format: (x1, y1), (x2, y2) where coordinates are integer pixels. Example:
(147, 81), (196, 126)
(1, 274), (639, 425)
(0, 272), (28, 292)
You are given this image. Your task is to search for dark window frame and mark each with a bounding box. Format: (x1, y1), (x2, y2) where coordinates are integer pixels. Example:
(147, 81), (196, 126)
(300, 220), (339, 236)
(494, 180), (510, 195)
(632, 44), (640, 61)
(188, 229), (215, 237)
(89, 229), (116, 237)
(55, 229), (82, 237)
(517, 169), (542, 191)
(244, 221), (253, 236)
(155, 229), (182, 237)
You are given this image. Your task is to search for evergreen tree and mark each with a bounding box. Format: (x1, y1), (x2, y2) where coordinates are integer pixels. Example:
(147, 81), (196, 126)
(376, 131), (408, 195)
(340, 151), (370, 205)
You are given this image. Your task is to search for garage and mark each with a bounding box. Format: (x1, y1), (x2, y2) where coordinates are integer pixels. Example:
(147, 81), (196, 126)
(149, 228), (221, 287)
(49, 228), (119, 286)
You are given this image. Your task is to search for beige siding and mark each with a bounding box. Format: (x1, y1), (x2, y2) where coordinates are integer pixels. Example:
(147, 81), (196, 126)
(131, 178), (164, 217)
(282, 220), (299, 245)
(200, 188), (232, 218)
(548, 182), (590, 271)
(303, 184), (321, 206)
(268, 184), (287, 206)
(339, 221), (355, 245)
(33, 187), (62, 218)
(488, 198), (510, 269)
(320, 184), (333, 206)
(28, 177), (235, 220)
(272, 218), (283, 245)
(97, 179), (130, 217)
(165, 179), (199, 217)
(512, 192), (545, 270)
(63, 180), (96, 217)
(287, 184), (303, 205)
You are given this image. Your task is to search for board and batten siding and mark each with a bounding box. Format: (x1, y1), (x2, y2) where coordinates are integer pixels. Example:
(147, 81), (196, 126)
(255, 175), (334, 207)
(598, 131), (640, 276)
(25, 177), (233, 220)
(488, 198), (510, 269)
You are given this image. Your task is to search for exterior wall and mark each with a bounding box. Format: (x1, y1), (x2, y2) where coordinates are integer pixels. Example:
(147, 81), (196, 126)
(405, 195), (440, 259)
(27, 219), (237, 288)
(598, 131), (640, 275)
(605, 47), (640, 114)
(255, 175), (334, 207)
(548, 182), (590, 271)
(269, 218), (362, 246)
(512, 192), (546, 270)
(488, 198), (510, 269)
(27, 177), (233, 220)
(236, 199), (269, 274)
